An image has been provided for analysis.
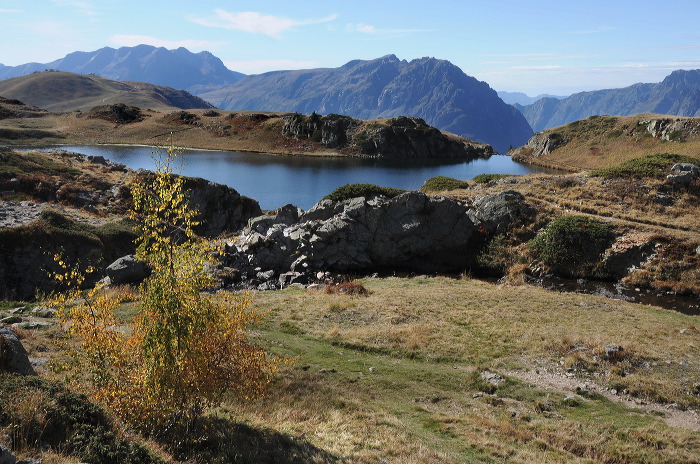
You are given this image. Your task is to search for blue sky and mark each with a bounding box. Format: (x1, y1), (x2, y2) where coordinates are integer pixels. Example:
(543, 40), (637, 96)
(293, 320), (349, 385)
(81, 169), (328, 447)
(1, 0), (700, 96)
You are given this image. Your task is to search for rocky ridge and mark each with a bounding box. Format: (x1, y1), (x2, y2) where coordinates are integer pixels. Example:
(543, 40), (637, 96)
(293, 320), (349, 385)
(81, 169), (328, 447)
(219, 190), (534, 289)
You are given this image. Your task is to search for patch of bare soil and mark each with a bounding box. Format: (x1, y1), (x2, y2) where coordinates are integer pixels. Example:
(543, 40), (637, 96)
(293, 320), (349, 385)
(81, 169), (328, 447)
(507, 364), (700, 432)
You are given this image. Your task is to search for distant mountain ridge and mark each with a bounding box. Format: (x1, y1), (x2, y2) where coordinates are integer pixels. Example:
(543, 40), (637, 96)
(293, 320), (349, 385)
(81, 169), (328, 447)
(497, 91), (567, 106)
(517, 70), (700, 131)
(0, 71), (214, 111)
(0, 45), (245, 93)
(201, 55), (533, 152)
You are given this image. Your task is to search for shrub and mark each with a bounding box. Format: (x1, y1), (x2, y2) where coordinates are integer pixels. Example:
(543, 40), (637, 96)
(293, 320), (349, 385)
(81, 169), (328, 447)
(323, 183), (406, 202)
(472, 174), (509, 184)
(324, 281), (370, 296)
(52, 146), (279, 435)
(589, 153), (700, 179)
(0, 375), (159, 463)
(529, 215), (613, 276)
(420, 176), (469, 192)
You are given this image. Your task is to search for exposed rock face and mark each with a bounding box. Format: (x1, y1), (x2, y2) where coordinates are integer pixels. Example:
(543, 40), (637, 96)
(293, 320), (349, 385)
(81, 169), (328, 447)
(509, 131), (568, 159)
(666, 163), (700, 187)
(183, 176), (263, 237)
(600, 233), (658, 279)
(0, 326), (36, 376)
(223, 190), (533, 288)
(0, 150), (263, 299)
(281, 113), (495, 159)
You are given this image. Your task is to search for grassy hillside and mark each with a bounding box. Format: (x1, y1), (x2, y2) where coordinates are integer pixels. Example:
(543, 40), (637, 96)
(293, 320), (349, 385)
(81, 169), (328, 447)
(0, 71), (213, 112)
(511, 114), (700, 172)
(6, 276), (699, 463)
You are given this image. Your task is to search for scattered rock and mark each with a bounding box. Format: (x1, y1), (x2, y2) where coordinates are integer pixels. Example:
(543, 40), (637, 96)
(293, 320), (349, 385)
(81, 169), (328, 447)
(0, 326), (36, 376)
(0, 445), (16, 464)
(604, 344), (624, 360)
(105, 254), (148, 285)
(480, 370), (505, 386)
(507, 407), (522, 418)
(667, 163), (700, 187)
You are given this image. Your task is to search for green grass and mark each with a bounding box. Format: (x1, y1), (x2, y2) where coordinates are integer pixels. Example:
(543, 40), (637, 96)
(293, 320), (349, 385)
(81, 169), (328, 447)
(420, 176), (469, 192)
(589, 153), (700, 179)
(322, 183), (407, 202)
(0, 150), (82, 177)
(227, 277), (700, 462)
(472, 173), (511, 184)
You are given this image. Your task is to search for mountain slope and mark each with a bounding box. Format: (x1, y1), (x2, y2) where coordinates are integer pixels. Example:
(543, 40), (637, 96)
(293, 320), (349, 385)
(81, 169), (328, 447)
(518, 70), (700, 131)
(201, 55), (533, 152)
(0, 45), (245, 93)
(0, 71), (214, 111)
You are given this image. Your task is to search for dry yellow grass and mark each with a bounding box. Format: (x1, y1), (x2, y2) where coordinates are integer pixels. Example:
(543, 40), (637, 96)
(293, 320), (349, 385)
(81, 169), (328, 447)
(514, 114), (700, 172)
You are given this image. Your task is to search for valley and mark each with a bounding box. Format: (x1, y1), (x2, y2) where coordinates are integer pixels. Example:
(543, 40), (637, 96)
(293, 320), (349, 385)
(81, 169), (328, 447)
(1, 45), (700, 464)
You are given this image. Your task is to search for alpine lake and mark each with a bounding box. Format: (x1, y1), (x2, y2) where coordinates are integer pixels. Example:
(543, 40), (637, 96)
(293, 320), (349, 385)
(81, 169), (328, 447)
(47, 144), (556, 211)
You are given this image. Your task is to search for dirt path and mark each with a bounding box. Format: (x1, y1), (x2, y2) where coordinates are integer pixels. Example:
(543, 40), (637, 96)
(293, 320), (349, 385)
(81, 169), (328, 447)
(507, 367), (700, 432)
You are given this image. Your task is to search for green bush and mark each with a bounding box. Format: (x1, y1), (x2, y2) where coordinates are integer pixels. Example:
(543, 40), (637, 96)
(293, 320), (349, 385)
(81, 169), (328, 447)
(589, 153), (700, 179)
(472, 174), (510, 184)
(420, 176), (469, 192)
(323, 183), (406, 202)
(0, 375), (160, 463)
(529, 215), (613, 276)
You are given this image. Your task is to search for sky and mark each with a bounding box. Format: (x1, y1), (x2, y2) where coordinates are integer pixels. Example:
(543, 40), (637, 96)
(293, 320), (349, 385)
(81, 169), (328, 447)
(1, 0), (700, 96)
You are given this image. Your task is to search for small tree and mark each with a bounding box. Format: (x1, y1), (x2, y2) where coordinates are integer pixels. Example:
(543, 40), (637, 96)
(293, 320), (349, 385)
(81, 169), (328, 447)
(53, 145), (277, 432)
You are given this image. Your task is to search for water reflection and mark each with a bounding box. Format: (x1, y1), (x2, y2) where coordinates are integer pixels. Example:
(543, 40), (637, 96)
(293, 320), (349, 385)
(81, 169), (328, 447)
(46, 145), (556, 210)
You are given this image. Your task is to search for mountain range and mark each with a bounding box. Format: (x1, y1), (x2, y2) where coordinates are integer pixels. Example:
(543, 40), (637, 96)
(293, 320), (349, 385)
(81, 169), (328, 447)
(517, 70), (700, 131)
(0, 45), (244, 94)
(200, 55), (533, 153)
(4, 45), (700, 151)
(497, 91), (567, 106)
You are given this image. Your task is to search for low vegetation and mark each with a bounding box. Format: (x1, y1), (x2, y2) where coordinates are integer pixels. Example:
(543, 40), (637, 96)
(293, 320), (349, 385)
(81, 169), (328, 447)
(472, 173), (511, 183)
(590, 153), (700, 178)
(420, 176), (469, 192)
(529, 215), (613, 277)
(322, 183), (407, 202)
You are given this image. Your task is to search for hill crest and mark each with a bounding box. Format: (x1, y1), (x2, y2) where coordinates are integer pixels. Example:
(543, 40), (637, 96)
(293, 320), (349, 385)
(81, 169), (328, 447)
(0, 71), (214, 112)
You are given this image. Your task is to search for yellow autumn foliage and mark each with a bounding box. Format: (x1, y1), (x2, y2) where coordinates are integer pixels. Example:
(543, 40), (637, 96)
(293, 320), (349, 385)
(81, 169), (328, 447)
(52, 145), (278, 432)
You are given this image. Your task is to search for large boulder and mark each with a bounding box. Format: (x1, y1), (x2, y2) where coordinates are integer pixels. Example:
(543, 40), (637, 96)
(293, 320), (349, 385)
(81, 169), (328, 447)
(183, 177), (263, 237)
(105, 254), (148, 285)
(0, 326), (36, 376)
(224, 190), (534, 284)
(666, 163), (700, 187)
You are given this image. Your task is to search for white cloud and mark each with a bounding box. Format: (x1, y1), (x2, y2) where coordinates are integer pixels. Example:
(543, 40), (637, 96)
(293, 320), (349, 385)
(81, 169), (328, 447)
(191, 10), (337, 39)
(346, 23), (427, 36)
(224, 59), (321, 74)
(110, 35), (222, 51)
(49, 0), (98, 17)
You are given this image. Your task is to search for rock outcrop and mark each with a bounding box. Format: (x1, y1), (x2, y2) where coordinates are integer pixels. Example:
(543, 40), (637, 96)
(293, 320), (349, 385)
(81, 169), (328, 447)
(281, 113), (495, 159)
(666, 163), (700, 187)
(105, 254), (148, 285)
(509, 131), (568, 159)
(0, 326), (36, 376)
(221, 190), (534, 289)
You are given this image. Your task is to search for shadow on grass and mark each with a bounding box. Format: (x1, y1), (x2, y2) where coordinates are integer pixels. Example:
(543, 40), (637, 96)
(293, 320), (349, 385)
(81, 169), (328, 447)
(175, 417), (343, 464)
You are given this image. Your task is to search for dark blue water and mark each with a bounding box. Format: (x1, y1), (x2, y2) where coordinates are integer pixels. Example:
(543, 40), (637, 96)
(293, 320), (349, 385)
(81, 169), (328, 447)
(50, 145), (555, 210)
